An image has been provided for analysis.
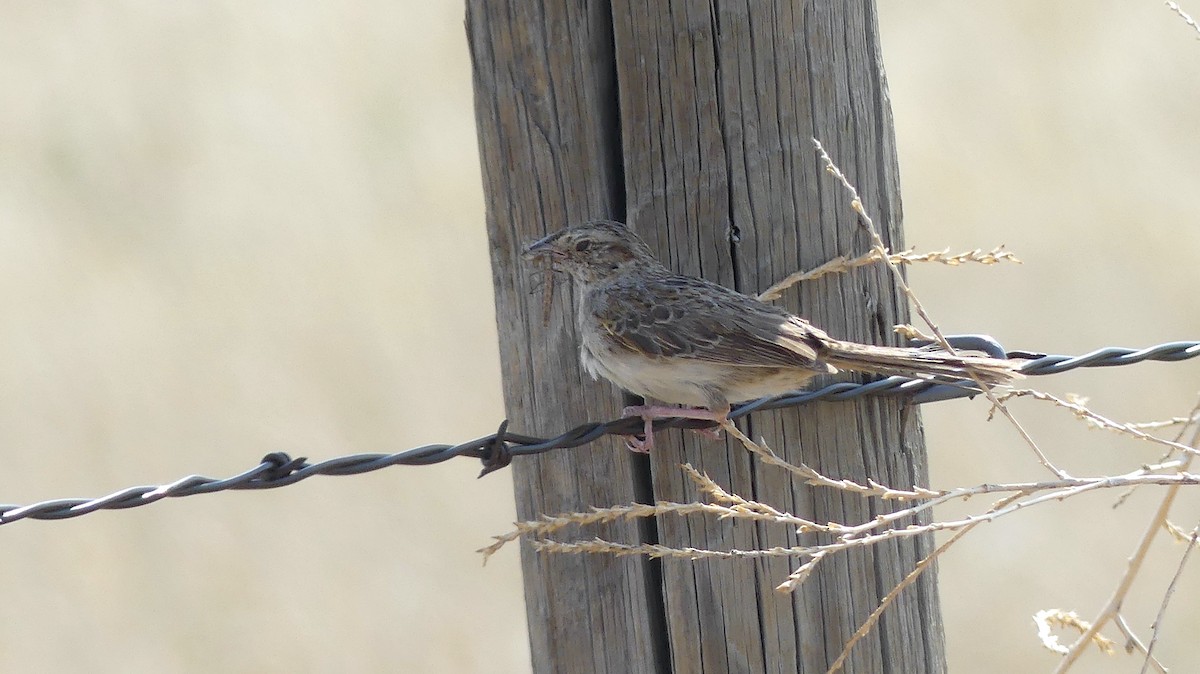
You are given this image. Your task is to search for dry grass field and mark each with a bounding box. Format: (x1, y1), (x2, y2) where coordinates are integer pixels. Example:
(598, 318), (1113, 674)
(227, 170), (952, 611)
(1, 1), (1197, 672)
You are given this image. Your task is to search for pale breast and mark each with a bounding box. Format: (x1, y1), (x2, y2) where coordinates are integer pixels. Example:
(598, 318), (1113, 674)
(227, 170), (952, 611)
(579, 327), (821, 408)
(580, 328), (718, 407)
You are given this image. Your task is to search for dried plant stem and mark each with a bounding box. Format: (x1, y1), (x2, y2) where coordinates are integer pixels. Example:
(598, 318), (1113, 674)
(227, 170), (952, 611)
(1113, 613), (1168, 674)
(1113, 399), (1200, 508)
(530, 538), (802, 560)
(1164, 518), (1194, 542)
(995, 389), (1200, 458)
(757, 246), (1019, 303)
(1166, 1), (1200, 37)
(482, 409), (1200, 670)
(482, 456), (1200, 564)
(478, 497), (823, 561)
(1053, 416), (1200, 672)
(722, 422), (1197, 541)
(811, 139), (1066, 479)
(721, 422), (940, 500)
(1036, 610), (1117, 655)
(1128, 414), (1200, 431)
(825, 493), (1023, 674)
(1140, 523), (1200, 673)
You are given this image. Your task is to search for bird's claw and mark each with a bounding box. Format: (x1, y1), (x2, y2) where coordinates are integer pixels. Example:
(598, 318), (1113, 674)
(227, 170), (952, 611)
(623, 434), (652, 453)
(621, 405), (656, 452)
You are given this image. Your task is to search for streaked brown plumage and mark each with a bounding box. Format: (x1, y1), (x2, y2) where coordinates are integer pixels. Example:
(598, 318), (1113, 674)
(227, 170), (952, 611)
(523, 220), (1020, 451)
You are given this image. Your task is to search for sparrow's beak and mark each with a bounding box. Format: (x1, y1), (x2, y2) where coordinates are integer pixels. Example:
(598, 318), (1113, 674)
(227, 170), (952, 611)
(522, 233), (560, 260)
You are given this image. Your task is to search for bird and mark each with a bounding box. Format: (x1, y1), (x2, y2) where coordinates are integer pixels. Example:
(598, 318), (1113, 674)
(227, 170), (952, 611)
(523, 219), (1021, 451)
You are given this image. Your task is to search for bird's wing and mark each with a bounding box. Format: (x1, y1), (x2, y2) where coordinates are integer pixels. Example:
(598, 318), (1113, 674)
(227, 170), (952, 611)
(590, 274), (829, 369)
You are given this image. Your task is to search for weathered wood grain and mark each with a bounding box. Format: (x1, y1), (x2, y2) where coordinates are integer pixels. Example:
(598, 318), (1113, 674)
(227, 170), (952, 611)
(470, 0), (944, 671)
(467, 2), (662, 672)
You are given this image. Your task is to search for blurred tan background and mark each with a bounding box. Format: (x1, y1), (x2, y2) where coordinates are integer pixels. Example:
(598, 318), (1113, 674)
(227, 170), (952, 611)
(1, 1), (1197, 672)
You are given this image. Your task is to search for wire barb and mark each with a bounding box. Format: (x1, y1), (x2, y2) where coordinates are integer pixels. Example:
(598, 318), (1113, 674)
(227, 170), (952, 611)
(0, 339), (1196, 527)
(479, 420), (514, 478)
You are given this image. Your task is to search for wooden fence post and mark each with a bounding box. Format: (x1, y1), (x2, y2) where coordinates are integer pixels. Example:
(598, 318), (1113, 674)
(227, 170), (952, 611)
(468, 1), (945, 672)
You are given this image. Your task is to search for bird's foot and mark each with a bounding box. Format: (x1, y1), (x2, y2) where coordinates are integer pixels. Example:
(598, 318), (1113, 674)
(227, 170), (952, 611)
(619, 405), (729, 452)
(623, 434), (652, 453)
(620, 405), (658, 453)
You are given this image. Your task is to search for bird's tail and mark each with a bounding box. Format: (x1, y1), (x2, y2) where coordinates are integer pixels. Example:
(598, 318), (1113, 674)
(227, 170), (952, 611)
(822, 342), (1023, 386)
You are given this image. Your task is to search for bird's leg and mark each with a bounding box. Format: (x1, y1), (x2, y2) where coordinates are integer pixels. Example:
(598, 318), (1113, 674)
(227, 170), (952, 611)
(620, 405), (731, 452)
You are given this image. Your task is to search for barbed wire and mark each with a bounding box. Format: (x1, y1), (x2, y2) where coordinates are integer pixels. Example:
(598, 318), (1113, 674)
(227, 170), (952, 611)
(1, 339), (1197, 526)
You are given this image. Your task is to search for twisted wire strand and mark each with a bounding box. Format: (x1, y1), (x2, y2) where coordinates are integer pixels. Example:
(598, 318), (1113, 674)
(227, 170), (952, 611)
(2, 339), (1196, 526)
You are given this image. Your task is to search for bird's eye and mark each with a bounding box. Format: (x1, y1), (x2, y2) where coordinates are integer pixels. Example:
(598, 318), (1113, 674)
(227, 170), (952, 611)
(574, 240), (591, 252)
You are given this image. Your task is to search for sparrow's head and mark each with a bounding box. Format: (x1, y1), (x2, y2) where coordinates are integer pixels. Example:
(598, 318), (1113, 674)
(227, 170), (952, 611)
(523, 220), (660, 284)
